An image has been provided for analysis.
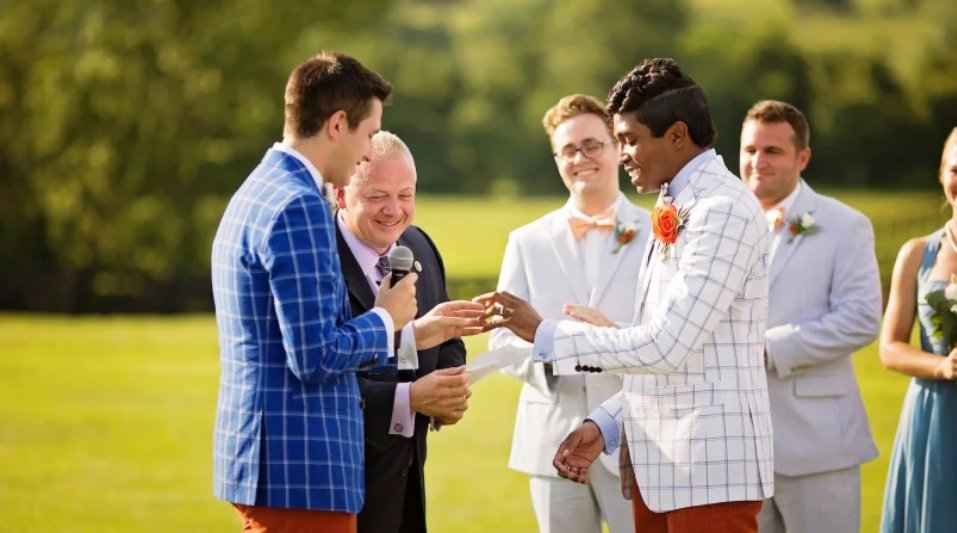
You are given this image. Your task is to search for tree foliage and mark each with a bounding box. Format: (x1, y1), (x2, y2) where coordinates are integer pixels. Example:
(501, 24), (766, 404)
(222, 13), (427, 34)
(1, 0), (954, 311)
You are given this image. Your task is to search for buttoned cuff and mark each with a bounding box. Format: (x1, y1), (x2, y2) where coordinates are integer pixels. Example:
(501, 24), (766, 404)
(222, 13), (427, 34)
(532, 319), (558, 363)
(389, 382), (415, 438)
(587, 406), (621, 455)
(397, 322), (418, 370)
(370, 307), (395, 357)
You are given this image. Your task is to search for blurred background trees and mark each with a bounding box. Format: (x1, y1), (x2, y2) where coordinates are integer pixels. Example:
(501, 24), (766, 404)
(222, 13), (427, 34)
(2, 0), (955, 311)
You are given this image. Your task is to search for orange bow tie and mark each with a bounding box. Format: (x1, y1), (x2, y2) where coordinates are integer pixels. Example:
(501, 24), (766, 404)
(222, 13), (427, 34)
(569, 210), (615, 240)
(766, 206), (786, 231)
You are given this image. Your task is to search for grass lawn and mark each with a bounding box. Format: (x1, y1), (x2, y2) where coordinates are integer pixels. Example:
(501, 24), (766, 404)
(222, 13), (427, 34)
(0, 190), (943, 531)
(0, 314), (911, 532)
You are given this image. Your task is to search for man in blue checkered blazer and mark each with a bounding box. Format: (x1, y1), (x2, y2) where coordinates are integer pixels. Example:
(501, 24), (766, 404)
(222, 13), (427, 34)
(211, 52), (419, 531)
(479, 59), (774, 532)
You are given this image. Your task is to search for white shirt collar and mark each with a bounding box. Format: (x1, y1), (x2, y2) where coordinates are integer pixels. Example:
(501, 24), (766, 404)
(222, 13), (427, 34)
(273, 142), (324, 190)
(666, 148), (717, 199)
(336, 211), (396, 287)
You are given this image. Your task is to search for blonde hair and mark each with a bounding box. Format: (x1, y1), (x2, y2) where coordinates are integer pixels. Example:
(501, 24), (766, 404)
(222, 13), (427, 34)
(350, 131), (416, 185)
(542, 94), (612, 137)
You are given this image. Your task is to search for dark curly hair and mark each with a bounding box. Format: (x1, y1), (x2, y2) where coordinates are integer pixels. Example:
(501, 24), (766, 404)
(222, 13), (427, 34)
(607, 58), (716, 148)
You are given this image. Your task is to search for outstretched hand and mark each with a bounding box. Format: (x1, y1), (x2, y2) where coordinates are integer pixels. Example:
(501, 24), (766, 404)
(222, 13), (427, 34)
(563, 304), (618, 328)
(553, 421), (605, 484)
(413, 300), (485, 350)
(472, 291), (543, 343)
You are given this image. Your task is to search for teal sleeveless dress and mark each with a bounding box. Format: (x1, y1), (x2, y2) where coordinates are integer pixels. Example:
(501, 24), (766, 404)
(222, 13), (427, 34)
(881, 229), (957, 533)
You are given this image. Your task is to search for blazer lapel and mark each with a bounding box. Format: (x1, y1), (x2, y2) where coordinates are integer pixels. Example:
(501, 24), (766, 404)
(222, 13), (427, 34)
(769, 181), (818, 286)
(548, 213), (589, 305)
(335, 224), (377, 311)
(634, 165), (709, 317)
(590, 201), (645, 307)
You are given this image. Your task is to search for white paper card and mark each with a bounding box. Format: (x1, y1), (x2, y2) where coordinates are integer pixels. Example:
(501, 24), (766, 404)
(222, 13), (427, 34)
(466, 345), (532, 385)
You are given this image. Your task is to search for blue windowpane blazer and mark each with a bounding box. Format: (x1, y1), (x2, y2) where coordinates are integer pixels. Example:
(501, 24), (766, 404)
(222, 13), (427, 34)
(211, 148), (390, 512)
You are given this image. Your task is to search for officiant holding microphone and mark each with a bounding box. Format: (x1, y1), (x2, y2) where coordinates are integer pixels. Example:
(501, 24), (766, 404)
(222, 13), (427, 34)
(334, 130), (484, 533)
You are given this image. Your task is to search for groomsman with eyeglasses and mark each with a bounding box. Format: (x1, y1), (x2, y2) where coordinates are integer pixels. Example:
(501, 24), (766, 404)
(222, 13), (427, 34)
(739, 100), (882, 533)
(488, 94), (648, 533)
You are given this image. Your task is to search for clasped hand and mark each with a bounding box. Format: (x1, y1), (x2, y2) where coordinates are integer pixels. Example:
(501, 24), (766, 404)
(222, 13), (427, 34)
(410, 366), (471, 425)
(375, 273), (419, 331)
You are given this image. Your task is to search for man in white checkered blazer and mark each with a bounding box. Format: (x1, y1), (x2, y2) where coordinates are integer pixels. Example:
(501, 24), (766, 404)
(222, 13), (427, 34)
(479, 58), (774, 533)
(211, 53), (418, 532)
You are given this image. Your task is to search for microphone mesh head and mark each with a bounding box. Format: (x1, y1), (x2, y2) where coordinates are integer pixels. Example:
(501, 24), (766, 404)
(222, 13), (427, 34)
(389, 245), (414, 271)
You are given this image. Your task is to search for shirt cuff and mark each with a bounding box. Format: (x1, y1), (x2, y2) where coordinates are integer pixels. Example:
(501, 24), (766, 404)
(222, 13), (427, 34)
(532, 319), (558, 363)
(765, 343), (775, 371)
(587, 406), (621, 455)
(370, 307), (395, 357)
(389, 382), (415, 438)
(397, 321), (418, 370)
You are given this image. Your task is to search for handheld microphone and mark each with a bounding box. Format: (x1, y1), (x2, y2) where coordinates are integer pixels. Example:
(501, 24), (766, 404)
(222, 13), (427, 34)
(388, 245), (415, 285)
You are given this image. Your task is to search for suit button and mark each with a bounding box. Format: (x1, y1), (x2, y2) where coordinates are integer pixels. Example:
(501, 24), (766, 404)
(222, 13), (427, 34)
(394, 423), (403, 433)
(360, 399), (366, 410)
(400, 466), (409, 477)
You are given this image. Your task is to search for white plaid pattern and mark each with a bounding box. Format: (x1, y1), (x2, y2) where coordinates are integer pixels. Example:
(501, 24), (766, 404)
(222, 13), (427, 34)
(212, 149), (390, 512)
(553, 158), (774, 512)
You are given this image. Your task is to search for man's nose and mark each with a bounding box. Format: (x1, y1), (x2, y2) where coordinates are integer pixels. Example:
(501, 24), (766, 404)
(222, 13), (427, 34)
(382, 198), (399, 214)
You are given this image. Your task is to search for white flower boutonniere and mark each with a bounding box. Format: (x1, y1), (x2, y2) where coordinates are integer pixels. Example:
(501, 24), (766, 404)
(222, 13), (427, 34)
(787, 212), (819, 243)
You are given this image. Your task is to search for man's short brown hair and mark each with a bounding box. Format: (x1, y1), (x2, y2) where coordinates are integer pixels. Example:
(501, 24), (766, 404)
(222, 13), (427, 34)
(744, 100), (810, 150)
(542, 94), (613, 137)
(284, 52), (392, 139)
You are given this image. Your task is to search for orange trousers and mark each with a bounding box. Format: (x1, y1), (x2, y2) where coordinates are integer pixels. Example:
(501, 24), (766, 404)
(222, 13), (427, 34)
(630, 475), (761, 533)
(232, 503), (356, 533)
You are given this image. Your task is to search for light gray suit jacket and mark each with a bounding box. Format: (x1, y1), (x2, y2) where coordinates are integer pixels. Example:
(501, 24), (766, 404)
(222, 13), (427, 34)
(489, 195), (651, 477)
(764, 181), (880, 476)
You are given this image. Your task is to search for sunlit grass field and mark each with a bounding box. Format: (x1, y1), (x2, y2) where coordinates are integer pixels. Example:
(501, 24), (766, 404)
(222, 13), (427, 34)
(0, 191), (945, 532)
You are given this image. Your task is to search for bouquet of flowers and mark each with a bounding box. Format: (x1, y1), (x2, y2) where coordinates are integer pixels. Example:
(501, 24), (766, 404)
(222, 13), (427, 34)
(925, 274), (957, 349)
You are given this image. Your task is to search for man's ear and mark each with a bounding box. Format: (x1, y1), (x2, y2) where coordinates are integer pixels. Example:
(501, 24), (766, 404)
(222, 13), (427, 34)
(668, 121), (689, 150)
(325, 110), (349, 141)
(333, 184), (347, 209)
(797, 146), (812, 172)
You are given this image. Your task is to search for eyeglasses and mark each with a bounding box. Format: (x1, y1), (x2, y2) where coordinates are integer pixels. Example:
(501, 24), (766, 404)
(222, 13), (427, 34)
(554, 140), (614, 163)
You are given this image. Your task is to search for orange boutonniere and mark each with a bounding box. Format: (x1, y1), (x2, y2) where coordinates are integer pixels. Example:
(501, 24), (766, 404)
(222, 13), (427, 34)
(651, 202), (687, 259)
(612, 220), (638, 254)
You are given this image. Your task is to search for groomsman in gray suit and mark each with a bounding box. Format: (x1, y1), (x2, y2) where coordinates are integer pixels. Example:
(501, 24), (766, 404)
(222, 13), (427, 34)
(739, 100), (882, 533)
(489, 94), (645, 533)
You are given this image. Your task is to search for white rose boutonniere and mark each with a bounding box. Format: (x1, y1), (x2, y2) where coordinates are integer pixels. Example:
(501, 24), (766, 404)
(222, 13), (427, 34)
(787, 212), (819, 243)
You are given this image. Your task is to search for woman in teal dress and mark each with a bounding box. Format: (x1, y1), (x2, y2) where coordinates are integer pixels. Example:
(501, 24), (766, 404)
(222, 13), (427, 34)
(881, 127), (957, 533)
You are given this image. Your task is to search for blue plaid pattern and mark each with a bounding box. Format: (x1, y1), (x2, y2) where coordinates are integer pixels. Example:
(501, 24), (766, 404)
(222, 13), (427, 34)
(553, 158), (774, 512)
(211, 148), (390, 512)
